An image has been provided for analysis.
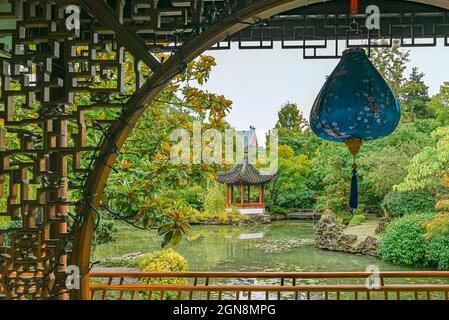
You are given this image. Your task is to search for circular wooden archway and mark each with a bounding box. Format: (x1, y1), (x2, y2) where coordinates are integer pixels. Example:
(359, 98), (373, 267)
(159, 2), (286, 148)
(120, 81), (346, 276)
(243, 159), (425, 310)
(0, 0), (447, 300)
(69, 0), (449, 299)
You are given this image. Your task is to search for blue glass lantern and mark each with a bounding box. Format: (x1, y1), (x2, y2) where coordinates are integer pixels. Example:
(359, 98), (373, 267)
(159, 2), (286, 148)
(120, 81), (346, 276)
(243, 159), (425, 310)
(310, 48), (401, 209)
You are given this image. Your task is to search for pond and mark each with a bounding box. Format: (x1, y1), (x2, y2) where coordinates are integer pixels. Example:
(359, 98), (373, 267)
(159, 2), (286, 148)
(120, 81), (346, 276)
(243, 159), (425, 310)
(94, 220), (426, 272)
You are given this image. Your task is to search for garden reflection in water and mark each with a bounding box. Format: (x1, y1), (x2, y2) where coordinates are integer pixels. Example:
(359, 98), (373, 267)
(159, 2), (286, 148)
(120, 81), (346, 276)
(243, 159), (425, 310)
(94, 220), (423, 272)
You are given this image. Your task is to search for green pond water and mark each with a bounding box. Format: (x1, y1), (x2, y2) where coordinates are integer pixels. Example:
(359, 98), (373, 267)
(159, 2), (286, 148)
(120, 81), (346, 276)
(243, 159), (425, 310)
(94, 220), (427, 273)
(94, 220), (449, 300)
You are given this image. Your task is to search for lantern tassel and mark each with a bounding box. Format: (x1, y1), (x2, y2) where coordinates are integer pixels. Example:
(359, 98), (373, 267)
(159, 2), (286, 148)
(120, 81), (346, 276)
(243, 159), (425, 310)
(349, 164), (358, 209)
(345, 140), (363, 210)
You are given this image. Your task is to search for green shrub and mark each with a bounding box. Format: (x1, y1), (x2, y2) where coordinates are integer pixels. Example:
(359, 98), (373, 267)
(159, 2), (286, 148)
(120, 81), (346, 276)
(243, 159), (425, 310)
(139, 248), (188, 300)
(202, 182), (225, 213)
(265, 197), (287, 215)
(276, 190), (315, 209)
(93, 219), (118, 247)
(348, 214), (367, 227)
(379, 213), (435, 266)
(425, 235), (449, 270)
(353, 203), (367, 216)
(98, 258), (140, 268)
(335, 210), (353, 226)
(382, 190), (436, 217)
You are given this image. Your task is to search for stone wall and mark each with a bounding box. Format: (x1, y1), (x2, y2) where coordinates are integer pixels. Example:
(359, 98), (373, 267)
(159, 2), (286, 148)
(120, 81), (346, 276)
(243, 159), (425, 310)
(315, 214), (379, 257)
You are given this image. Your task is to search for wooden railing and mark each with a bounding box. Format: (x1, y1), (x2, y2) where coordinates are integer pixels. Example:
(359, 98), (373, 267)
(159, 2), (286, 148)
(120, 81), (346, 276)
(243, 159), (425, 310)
(88, 271), (449, 300)
(230, 203), (265, 209)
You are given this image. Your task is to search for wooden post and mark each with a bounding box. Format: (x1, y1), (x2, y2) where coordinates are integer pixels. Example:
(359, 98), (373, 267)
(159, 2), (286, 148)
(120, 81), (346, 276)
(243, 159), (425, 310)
(258, 185), (263, 205)
(230, 185), (234, 205)
(247, 185), (250, 203)
(240, 184), (244, 207)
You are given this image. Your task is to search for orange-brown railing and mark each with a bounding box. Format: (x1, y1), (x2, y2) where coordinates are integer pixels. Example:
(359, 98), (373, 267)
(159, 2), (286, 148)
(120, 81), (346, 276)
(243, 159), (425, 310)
(228, 203), (265, 209)
(88, 271), (449, 300)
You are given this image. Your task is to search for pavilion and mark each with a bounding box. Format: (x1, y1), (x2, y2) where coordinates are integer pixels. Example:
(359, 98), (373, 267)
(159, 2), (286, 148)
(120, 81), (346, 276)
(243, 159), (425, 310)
(217, 128), (276, 215)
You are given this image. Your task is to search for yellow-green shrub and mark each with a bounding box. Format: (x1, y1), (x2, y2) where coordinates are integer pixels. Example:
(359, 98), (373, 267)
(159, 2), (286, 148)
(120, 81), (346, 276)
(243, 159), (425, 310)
(348, 214), (367, 226)
(138, 248), (188, 300)
(188, 209), (249, 225)
(201, 182), (225, 213)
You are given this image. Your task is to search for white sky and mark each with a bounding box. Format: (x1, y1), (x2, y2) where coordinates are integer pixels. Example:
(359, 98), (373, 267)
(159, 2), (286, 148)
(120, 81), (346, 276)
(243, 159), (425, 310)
(200, 41), (449, 143)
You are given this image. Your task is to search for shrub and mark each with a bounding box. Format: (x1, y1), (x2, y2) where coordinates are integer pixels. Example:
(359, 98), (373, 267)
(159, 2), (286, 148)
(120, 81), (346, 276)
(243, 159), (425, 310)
(265, 196), (287, 215)
(99, 258), (140, 268)
(334, 210), (353, 226)
(381, 190), (436, 217)
(423, 213), (449, 270)
(188, 209), (248, 225)
(425, 235), (449, 270)
(379, 213), (434, 266)
(139, 248), (189, 299)
(423, 213), (449, 238)
(276, 190), (315, 209)
(202, 182), (225, 213)
(348, 214), (367, 227)
(93, 219), (118, 247)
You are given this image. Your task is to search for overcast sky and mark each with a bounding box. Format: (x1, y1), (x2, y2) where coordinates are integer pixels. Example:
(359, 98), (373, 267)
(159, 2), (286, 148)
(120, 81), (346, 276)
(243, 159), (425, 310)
(199, 41), (449, 143)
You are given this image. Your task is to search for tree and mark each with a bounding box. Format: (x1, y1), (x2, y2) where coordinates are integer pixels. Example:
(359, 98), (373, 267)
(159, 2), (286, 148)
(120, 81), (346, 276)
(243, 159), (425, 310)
(267, 145), (315, 209)
(369, 40), (410, 99)
(401, 67), (433, 120)
(359, 120), (436, 207)
(275, 102), (308, 133)
(429, 82), (449, 126)
(273, 102), (313, 155)
(396, 126), (449, 195)
(310, 141), (353, 214)
(101, 54), (233, 247)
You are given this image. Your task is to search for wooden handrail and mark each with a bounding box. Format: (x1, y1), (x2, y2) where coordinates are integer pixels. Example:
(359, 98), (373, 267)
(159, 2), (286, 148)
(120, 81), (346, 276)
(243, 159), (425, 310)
(87, 271), (449, 300)
(89, 284), (449, 292)
(89, 271), (449, 278)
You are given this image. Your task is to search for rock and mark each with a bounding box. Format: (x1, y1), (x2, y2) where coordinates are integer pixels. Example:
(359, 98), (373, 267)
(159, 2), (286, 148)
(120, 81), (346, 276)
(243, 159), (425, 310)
(244, 214), (271, 224)
(356, 236), (379, 256)
(270, 214), (287, 221)
(337, 233), (358, 244)
(375, 217), (392, 235)
(315, 213), (379, 256)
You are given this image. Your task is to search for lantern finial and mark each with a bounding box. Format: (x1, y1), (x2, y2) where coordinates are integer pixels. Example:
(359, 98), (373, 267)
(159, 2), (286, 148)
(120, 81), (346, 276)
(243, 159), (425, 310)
(345, 139), (363, 157)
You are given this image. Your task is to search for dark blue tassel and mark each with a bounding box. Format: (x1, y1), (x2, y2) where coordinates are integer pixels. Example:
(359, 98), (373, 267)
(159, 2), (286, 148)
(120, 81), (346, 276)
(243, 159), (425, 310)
(349, 167), (358, 209)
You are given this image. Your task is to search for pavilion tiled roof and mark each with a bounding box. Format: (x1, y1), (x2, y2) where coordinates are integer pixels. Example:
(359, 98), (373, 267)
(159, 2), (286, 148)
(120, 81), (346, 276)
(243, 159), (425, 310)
(217, 158), (276, 185)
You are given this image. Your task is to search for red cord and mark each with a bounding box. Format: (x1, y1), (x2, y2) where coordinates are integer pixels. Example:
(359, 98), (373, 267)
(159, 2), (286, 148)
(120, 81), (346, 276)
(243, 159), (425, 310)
(350, 0), (358, 15)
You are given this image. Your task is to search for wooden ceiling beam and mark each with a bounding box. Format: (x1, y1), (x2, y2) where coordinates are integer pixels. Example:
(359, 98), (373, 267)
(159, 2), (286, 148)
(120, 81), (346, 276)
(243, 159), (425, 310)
(78, 0), (162, 72)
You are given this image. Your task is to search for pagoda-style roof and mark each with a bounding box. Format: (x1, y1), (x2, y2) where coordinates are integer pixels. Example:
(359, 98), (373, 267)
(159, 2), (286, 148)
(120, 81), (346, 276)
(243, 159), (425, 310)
(217, 158), (276, 185)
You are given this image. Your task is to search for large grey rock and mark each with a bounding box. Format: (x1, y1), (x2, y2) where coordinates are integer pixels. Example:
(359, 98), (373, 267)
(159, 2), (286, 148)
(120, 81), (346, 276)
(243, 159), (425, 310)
(315, 213), (379, 256)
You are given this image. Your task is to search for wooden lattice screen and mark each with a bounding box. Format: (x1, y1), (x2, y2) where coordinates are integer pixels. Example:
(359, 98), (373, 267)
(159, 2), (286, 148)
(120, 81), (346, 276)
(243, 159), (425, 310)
(0, 0), (209, 299)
